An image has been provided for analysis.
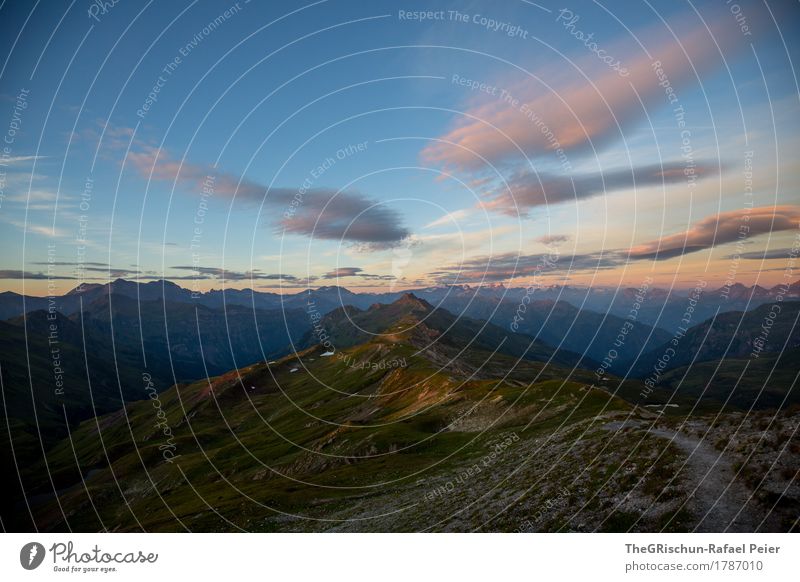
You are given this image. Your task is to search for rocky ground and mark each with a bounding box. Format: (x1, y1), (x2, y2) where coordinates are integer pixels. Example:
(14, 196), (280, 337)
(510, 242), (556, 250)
(262, 407), (799, 533)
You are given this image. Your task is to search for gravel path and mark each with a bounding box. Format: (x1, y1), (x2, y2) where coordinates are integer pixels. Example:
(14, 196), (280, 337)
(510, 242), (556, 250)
(647, 427), (762, 532)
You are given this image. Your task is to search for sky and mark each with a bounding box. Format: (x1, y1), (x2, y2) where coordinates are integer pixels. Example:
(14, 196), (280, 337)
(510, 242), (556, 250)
(0, 0), (799, 296)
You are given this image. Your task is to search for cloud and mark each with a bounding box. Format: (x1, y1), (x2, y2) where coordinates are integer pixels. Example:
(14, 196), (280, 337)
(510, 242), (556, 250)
(28, 262), (139, 278)
(322, 267), (396, 280)
(5, 189), (58, 202)
(425, 209), (472, 229)
(0, 155), (46, 165)
(323, 267), (363, 278)
(31, 261), (109, 267)
(0, 270), (75, 280)
(170, 266), (299, 282)
(271, 188), (410, 247)
(628, 205), (800, 260)
(73, 120), (141, 155)
(727, 248), (798, 261)
(84, 267), (143, 278)
(427, 203), (799, 281)
(6, 220), (68, 238)
(421, 11), (746, 168)
(127, 146), (264, 199)
(0, 264), (146, 280)
(535, 234), (570, 245)
(482, 162), (719, 215)
(128, 147), (409, 247)
(429, 249), (627, 283)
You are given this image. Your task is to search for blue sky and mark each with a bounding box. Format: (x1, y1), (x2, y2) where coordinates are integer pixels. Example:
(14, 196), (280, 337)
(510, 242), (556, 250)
(1, 0), (798, 295)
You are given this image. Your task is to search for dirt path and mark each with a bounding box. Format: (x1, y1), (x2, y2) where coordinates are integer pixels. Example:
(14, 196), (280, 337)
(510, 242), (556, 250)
(647, 427), (762, 532)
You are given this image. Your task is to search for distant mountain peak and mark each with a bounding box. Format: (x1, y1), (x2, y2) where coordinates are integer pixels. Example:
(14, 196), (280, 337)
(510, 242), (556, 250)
(314, 285), (354, 294)
(393, 292), (432, 310)
(66, 282), (103, 295)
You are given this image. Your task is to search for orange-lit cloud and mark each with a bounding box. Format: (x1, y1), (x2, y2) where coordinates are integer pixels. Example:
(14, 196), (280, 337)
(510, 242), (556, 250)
(627, 205), (800, 260)
(422, 13), (744, 168)
(481, 161), (719, 215)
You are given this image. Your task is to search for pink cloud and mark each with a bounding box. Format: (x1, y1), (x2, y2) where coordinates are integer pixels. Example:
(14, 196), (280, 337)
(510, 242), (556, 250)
(627, 205), (800, 260)
(126, 146), (263, 198)
(421, 12), (746, 168)
(480, 161), (719, 216)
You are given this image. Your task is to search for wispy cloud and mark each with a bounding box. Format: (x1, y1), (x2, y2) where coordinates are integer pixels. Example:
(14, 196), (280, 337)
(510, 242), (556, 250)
(0, 155), (46, 165)
(481, 162), (719, 215)
(31, 261), (109, 267)
(170, 265), (299, 282)
(535, 234), (570, 245)
(425, 209), (472, 229)
(322, 267), (395, 280)
(323, 267), (364, 278)
(0, 269), (75, 280)
(426, 205), (800, 282)
(428, 250), (627, 284)
(421, 11), (746, 168)
(3, 189), (61, 204)
(128, 147), (410, 247)
(628, 205), (800, 260)
(6, 220), (68, 238)
(728, 248), (799, 260)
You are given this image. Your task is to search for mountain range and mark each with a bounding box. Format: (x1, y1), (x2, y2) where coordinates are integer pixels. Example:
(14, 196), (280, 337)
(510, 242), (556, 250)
(7, 291), (796, 532)
(3, 277), (798, 324)
(3, 279), (797, 451)
(2, 280), (798, 531)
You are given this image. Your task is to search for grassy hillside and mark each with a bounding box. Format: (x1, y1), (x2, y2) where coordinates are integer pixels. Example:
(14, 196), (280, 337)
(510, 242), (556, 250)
(17, 327), (798, 532)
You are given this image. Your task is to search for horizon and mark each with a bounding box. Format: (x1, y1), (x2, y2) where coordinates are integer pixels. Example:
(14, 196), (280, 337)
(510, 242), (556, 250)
(7, 274), (799, 299)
